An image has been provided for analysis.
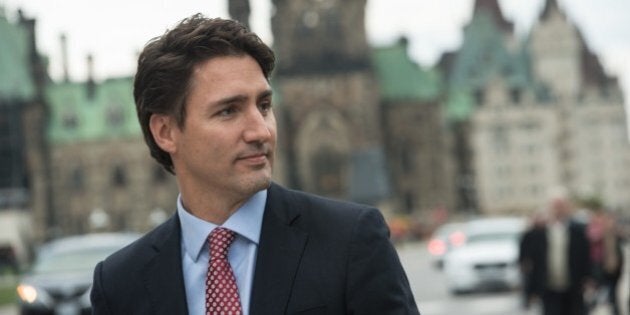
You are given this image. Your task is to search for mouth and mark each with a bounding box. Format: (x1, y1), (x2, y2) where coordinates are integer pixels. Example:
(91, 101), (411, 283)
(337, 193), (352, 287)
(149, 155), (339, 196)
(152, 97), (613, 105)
(236, 151), (270, 165)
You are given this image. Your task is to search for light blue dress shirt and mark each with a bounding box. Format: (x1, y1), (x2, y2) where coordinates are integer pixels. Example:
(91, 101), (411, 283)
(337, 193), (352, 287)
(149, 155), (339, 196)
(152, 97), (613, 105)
(177, 190), (266, 315)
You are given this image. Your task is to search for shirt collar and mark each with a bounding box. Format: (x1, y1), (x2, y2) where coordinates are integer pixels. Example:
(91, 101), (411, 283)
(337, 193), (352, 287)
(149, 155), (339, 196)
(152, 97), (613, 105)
(177, 189), (267, 262)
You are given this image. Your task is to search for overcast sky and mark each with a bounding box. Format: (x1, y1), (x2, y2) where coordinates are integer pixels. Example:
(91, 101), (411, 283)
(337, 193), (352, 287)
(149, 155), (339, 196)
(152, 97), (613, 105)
(2, 0), (629, 106)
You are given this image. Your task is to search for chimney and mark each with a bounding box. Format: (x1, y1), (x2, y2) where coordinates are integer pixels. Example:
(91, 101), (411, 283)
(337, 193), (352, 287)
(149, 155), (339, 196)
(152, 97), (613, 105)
(86, 54), (96, 100)
(60, 34), (69, 82)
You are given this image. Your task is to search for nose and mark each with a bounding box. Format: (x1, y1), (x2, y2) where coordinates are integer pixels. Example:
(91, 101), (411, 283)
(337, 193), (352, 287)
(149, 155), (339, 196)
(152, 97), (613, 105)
(243, 105), (272, 143)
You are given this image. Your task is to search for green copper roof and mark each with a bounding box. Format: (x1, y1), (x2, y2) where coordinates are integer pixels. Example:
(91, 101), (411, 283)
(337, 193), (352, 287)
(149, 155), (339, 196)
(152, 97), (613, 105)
(445, 88), (475, 122)
(0, 14), (36, 101)
(47, 77), (141, 143)
(371, 39), (442, 102)
(448, 10), (531, 91)
(441, 10), (533, 122)
(449, 11), (514, 90)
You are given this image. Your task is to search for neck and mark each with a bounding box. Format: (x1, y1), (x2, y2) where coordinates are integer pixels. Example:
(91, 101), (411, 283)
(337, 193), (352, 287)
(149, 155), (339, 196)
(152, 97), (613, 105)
(178, 183), (251, 225)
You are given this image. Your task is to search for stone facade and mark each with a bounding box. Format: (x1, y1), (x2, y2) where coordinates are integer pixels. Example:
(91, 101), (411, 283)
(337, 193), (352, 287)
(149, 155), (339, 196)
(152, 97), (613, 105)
(41, 76), (179, 238)
(0, 10), (50, 242)
(470, 0), (629, 213)
(438, 0), (525, 214)
(276, 73), (383, 199)
(372, 40), (456, 217)
(472, 81), (562, 213)
(382, 99), (454, 214)
(48, 137), (178, 236)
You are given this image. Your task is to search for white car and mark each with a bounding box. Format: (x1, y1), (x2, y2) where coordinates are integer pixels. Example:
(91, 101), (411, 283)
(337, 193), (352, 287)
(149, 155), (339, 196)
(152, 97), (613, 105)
(442, 217), (526, 294)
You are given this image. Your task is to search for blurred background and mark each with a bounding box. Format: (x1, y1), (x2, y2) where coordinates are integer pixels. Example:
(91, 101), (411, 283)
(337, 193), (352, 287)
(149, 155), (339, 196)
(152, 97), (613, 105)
(0, 0), (629, 314)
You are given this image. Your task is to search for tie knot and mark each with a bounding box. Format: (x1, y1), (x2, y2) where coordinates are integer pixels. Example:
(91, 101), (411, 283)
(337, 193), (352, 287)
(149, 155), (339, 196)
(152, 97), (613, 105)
(208, 227), (236, 259)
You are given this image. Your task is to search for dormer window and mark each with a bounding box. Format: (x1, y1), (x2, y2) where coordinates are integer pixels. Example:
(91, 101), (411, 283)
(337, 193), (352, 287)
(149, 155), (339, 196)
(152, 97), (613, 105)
(62, 112), (78, 129)
(474, 89), (485, 105)
(112, 165), (127, 187)
(71, 167), (84, 191)
(107, 105), (125, 127)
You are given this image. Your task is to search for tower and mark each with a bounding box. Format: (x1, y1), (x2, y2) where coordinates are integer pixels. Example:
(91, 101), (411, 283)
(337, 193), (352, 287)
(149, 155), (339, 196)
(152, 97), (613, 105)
(271, 0), (387, 203)
(228, 0), (251, 29)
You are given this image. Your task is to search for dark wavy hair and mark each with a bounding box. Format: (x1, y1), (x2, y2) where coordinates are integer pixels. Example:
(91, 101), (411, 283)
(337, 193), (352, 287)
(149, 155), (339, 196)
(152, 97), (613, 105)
(134, 14), (275, 173)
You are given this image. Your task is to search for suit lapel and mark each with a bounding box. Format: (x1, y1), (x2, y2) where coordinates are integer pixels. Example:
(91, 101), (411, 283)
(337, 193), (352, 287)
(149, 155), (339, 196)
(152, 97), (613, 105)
(142, 214), (189, 315)
(250, 184), (308, 315)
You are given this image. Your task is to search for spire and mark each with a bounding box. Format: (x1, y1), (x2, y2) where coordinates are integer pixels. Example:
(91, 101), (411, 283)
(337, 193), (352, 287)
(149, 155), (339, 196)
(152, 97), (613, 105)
(540, 0), (561, 21)
(86, 54), (96, 99)
(60, 33), (69, 82)
(472, 0), (514, 34)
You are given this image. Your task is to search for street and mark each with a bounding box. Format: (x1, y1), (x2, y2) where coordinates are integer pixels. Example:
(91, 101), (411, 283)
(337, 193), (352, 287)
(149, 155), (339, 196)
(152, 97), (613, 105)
(398, 241), (536, 315)
(398, 241), (629, 315)
(1, 241), (627, 315)
(1, 241), (532, 315)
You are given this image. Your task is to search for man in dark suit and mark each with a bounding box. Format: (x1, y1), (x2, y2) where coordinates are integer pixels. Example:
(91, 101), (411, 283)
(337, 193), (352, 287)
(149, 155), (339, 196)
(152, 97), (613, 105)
(526, 191), (591, 315)
(518, 211), (547, 309)
(90, 14), (419, 315)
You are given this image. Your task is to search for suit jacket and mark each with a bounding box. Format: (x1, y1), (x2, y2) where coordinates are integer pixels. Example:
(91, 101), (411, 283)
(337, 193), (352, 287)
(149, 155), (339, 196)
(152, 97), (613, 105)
(527, 220), (591, 295)
(91, 183), (420, 314)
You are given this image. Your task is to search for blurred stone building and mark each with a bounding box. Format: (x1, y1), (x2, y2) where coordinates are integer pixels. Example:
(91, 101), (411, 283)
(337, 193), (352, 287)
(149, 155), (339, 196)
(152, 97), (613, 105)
(263, 0), (455, 218)
(44, 64), (178, 236)
(1, 10), (180, 240)
(440, 0), (629, 213)
(372, 39), (455, 216)
(269, 0), (387, 204)
(5, 0), (629, 238)
(0, 10), (50, 240)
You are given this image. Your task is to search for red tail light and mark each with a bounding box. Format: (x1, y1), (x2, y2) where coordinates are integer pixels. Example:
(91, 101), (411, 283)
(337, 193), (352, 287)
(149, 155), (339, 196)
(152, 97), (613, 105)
(427, 239), (446, 256)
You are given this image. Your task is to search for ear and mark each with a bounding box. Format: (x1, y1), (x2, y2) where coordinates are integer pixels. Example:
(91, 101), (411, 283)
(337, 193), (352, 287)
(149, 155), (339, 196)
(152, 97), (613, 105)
(149, 114), (179, 154)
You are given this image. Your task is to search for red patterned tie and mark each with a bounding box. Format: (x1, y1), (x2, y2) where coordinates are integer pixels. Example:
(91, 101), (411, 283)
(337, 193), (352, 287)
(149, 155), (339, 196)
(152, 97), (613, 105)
(206, 227), (242, 315)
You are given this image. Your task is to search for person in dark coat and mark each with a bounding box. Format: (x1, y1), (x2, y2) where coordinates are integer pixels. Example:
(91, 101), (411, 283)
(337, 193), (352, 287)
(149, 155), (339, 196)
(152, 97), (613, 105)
(518, 210), (547, 309)
(586, 207), (624, 315)
(527, 191), (591, 315)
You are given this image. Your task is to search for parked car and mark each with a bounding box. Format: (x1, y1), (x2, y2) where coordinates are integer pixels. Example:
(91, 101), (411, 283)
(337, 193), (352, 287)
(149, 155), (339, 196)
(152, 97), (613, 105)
(0, 209), (33, 271)
(426, 221), (466, 269)
(17, 232), (140, 315)
(0, 244), (19, 273)
(442, 217), (526, 294)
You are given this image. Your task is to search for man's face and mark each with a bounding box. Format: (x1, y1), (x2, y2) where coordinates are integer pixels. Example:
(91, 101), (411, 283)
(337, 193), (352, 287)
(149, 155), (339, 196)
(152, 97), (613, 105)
(168, 55), (276, 199)
(551, 198), (571, 221)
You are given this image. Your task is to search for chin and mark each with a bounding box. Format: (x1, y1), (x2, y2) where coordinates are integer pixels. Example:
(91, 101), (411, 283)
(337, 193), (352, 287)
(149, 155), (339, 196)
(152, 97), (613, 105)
(241, 174), (272, 195)
(255, 176), (272, 191)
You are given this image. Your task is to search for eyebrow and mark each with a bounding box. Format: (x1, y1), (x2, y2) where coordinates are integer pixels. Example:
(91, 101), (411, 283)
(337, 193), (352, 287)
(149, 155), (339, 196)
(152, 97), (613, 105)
(213, 89), (273, 107)
(257, 89), (273, 101)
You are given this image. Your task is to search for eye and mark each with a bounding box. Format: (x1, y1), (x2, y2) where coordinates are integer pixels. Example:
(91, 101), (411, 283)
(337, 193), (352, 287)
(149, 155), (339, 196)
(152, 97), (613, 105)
(258, 101), (272, 115)
(217, 106), (237, 117)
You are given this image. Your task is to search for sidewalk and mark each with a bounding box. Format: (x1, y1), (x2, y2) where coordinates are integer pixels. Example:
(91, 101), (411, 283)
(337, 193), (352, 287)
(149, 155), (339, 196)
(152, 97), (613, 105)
(0, 305), (15, 315)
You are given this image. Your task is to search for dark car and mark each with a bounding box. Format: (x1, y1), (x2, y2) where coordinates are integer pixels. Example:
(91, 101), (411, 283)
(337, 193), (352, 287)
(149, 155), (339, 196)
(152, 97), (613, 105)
(16, 232), (140, 315)
(0, 243), (19, 273)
